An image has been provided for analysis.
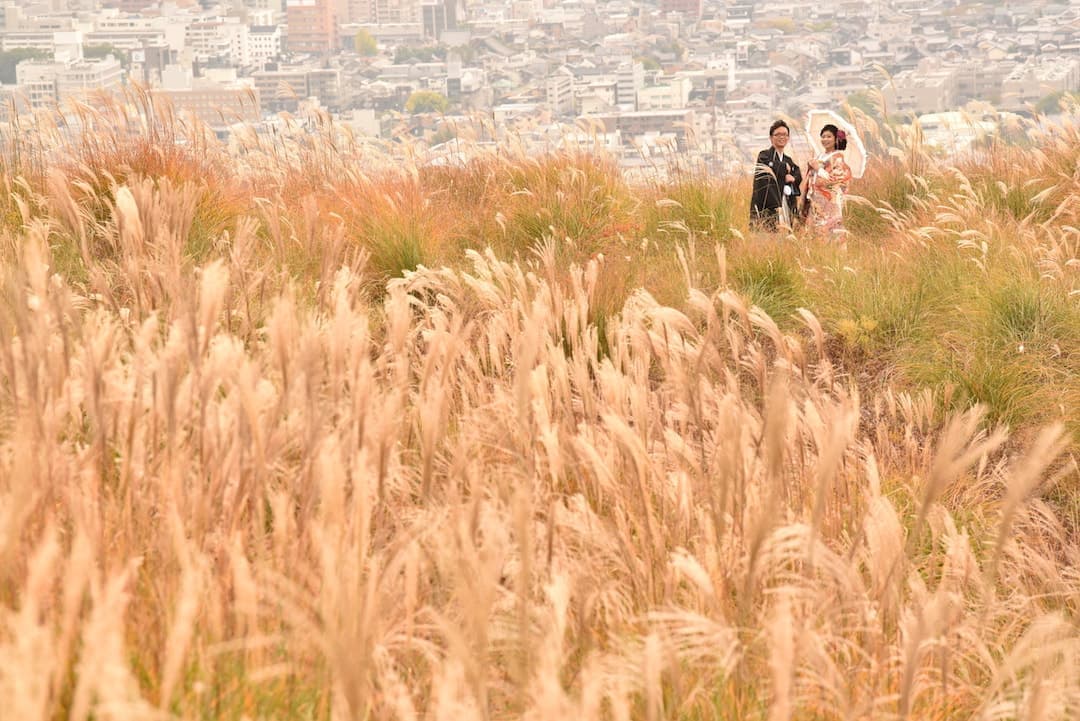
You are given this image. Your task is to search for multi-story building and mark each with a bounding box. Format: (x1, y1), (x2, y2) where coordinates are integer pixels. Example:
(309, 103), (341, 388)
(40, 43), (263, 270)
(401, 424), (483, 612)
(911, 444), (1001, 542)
(420, 0), (458, 40)
(15, 55), (124, 108)
(615, 60), (644, 110)
(56, 56), (124, 100)
(306, 67), (340, 108)
(186, 19), (239, 64)
(249, 0), (285, 13)
(1, 32), (57, 53)
(659, 0), (702, 19)
(286, 0), (337, 54)
(247, 25), (282, 66)
(85, 28), (169, 51)
(867, 13), (912, 43)
(86, 12), (182, 53)
(952, 60), (1015, 104)
(132, 42), (178, 85)
(882, 66), (958, 114)
(252, 65), (340, 112)
(544, 71), (574, 116)
(585, 108), (697, 150)
(1001, 57), (1080, 109)
(252, 66), (307, 112)
(152, 78), (261, 129)
(13, 62), (58, 108)
(636, 76), (692, 111)
(0, 86), (34, 119)
(822, 65), (869, 104)
(99, 0), (156, 13)
(347, 0), (421, 25)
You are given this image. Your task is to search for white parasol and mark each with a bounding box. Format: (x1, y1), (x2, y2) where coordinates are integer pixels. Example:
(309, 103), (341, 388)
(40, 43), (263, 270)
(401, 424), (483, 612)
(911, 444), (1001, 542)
(806, 109), (867, 178)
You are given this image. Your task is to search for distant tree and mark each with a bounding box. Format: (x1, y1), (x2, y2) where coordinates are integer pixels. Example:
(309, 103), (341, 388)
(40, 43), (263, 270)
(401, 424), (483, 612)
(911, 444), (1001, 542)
(84, 44), (129, 64)
(1035, 90), (1080, 115)
(395, 45), (446, 64)
(0, 48), (50, 84)
(405, 90), (449, 114)
(846, 90), (880, 118)
(635, 55), (661, 71)
(656, 39), (684, 59)
(430, 124), (457, 145)
(354, 29), (378, 57)
(760, 17), (796, 33)
(450, 44), (475, 64)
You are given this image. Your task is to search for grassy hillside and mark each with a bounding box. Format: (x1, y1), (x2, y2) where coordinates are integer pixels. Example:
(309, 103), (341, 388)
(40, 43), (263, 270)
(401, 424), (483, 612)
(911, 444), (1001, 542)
(0, 95), (1078, 720)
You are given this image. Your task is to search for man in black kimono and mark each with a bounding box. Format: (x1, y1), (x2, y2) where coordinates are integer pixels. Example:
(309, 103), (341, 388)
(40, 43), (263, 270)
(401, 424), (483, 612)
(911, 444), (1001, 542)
(750, 120), (802, 231)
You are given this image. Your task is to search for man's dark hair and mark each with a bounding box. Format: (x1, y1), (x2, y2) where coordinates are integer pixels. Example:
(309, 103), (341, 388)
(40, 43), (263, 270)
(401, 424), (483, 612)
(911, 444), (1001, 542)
(769, 120), (790, 137)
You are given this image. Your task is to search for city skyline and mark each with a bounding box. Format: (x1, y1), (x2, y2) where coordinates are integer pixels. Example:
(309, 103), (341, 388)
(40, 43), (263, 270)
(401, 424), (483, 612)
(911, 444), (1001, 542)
(0, 0), (1076, 173)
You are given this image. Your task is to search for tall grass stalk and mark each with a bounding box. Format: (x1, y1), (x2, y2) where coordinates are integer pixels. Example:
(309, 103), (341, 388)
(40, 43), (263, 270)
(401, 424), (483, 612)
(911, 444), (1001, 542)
(0, 96), (1078, 721)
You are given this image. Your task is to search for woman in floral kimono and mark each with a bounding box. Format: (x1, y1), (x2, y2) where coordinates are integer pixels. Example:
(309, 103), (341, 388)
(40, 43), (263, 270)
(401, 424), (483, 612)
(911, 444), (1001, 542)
(801, 124), (853, 235)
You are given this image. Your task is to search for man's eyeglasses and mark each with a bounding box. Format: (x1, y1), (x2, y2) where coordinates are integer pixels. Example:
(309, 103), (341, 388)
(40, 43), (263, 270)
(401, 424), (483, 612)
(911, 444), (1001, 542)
(771, 132), (789, 138)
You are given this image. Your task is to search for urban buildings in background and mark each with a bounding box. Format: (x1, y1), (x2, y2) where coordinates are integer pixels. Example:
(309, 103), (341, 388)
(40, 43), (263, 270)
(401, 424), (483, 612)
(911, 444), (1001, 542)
(0, 0), (1077, 173)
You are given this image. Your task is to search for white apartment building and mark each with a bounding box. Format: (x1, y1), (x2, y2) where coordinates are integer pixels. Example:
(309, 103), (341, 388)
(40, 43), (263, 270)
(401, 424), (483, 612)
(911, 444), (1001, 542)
(94, 12), (164, 33)
(2, 9), (76, 32)
(15, 55), (124, 108)
(186, 20), (230, 60)
(89, 12), (184, 52)
(1, 32), (56, 52)
(1001, 57), (1080, 109)
(85, 29), (168, 50)
(246, 25), (281, 64)
(615, 60), (644, 110)
(637, 76), (691, 111)
(56, 56), (124, 100)
(575, 78), (617, 114)
(544, 71), (574, 116)
(13, 62), (58, 108)
(187, 18), (249, 65)
(867, 14), (912, 42)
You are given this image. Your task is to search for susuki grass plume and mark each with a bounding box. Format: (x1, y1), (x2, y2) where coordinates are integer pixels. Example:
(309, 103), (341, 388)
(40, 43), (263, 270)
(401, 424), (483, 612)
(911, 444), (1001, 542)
(0, 97), (1077, 721)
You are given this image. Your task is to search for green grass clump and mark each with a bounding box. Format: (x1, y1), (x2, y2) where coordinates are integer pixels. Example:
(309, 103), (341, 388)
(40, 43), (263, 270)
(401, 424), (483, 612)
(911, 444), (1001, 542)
(730, 247), (807, 326)
(901, 274), (1079, 433)
(644, 175), (745, 243)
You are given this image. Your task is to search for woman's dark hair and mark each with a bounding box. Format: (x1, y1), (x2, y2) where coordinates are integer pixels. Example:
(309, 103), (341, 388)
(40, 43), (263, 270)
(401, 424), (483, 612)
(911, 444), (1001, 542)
(821, 123), (847, 150)
(769, 120), (790, 137)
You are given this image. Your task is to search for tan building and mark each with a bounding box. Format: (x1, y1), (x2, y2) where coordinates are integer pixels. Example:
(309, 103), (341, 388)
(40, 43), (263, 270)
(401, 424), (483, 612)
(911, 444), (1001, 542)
(1001, 57), (1080, 110)
(99, 0), (158, 12)
(152, 81), (261, 129)
(252, 66), (341, 113)
(346, 0), (422, 25)
(286, 0), (338, 54)
(953, 60), (1015, 104)
(637, 76), (692, 111)
(882, 67), (957, 114)
(585, 108), (696, 150)
(823, 65), (868, 104)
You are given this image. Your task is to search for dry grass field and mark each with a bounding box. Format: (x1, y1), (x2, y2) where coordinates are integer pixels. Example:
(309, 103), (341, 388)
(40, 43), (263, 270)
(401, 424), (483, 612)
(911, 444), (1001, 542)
(0, 93), (1078, 720)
